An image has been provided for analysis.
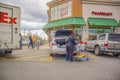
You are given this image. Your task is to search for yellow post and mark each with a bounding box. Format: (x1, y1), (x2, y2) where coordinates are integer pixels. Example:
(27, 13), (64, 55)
(71, 25), (76, 35)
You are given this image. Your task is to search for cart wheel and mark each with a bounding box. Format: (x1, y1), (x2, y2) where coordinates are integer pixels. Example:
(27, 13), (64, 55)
(87, 58), (89, 61)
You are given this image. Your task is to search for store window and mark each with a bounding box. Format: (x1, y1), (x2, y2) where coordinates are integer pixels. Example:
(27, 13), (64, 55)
(76, 28), (82, 35)
(50, 1), (72, 21)
(68, 1), (71, 16)
(89, 29), (112, 34)
(51, 7), (55, 20)
(54, 6), (58, 20)
(76, 28), (82, 40)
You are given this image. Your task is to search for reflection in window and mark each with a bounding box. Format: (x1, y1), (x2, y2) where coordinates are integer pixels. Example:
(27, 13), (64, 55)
(99, 34), (106, 40)
(92, 36), (97, 40)
(89, 28), (112, 34)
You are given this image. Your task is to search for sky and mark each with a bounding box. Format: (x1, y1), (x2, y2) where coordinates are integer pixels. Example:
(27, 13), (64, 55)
(0, 0), (51, 40)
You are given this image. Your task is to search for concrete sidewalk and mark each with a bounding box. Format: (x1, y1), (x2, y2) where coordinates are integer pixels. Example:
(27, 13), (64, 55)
(34, 44), (50, 50)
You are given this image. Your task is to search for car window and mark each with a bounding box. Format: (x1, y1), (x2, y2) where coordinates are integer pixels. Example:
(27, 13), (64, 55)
(55, 30), (72, 37)
(108, 34), (120, 41)
(99, 34), (106, 40)
(89, 35), (97, 40)
(93, 36), (97, 40)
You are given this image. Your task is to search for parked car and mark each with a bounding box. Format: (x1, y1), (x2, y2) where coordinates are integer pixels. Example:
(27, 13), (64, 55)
(86, 33), (120, 57)
(22, 38), (29, 45)
(50, 29), (73, 56)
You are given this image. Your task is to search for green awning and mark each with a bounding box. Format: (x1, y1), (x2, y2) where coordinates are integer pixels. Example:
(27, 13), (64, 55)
(88, 17), (118, 27)
(43, 17), (86, 29)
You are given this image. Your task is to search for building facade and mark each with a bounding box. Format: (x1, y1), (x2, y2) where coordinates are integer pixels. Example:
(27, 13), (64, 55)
(44, 0), (120, 43)
(82, 0), (120, 40)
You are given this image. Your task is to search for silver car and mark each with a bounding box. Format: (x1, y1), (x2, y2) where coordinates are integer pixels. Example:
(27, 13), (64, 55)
(86, 33), (120, 57)
(50, 29), (73, 56)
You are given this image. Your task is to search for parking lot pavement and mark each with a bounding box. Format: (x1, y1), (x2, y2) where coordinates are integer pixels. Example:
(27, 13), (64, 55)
(0, 44), (120, 80)
(0, 46), (99, 62)
(0, 44), (119, 62)
(0, 44), (52, 62)
(34, 44), (50, 50)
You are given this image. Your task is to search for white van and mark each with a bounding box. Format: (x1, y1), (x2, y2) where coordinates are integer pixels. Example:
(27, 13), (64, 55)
(0, 3), (21, 54)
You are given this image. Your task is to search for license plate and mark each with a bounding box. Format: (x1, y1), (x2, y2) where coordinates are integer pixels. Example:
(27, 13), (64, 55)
(57, 45), (66, 48)
(114, 44), (120, 47)
(61, 45), (66, 48)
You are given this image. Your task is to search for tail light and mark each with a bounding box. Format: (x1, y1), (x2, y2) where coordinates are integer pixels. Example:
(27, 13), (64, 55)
(80, 41), (87, 45)
(51, 42), (56, 46)
(104, 42), (108, 47)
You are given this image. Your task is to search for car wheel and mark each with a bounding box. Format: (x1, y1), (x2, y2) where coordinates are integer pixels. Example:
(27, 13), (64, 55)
(113, 53), (120, 57)
(94, 46), (101, 56)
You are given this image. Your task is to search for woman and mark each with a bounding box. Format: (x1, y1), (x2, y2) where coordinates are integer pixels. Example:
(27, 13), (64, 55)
(28, 36), (33, 48)
(66, 32), (76, 62)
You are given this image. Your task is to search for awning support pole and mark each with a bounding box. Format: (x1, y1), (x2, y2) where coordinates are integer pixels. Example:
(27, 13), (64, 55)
(48, 29), (51, 46)
(71, 25), (76, 34)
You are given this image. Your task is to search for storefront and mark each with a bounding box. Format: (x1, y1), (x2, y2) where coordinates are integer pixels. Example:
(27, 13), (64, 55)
(44, 0), (120, 43)
(82, 0), (120, 40)
(44, 0), (85, 44)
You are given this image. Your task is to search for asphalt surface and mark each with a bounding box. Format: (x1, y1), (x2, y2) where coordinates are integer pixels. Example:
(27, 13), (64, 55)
(0, 45), (120, 80)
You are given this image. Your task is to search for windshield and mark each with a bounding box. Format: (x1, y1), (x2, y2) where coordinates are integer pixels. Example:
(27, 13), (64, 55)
(108, 34), (120, 41)
(55, 30), (72, 37)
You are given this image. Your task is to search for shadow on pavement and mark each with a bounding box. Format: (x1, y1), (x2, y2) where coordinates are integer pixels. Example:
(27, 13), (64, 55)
(100, 54), (120, 59)
(0, 54), (17, 59)
(52, 54), (66, 60)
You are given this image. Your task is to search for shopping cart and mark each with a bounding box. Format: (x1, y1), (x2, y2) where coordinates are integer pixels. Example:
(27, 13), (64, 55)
(73, 42), (89, 61)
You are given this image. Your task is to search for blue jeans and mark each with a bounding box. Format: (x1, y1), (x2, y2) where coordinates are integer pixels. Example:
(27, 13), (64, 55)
(66, 46), (74, 61)
(28, 42), (33, 48)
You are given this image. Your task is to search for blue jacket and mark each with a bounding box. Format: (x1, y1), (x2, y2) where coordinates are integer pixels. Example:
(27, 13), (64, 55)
(29, 37), (33, 44)
(66, 35), (76, 50)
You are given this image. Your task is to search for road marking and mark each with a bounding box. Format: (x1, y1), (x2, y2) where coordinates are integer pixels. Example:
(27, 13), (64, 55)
(39, 56), (53, 62)
(12, 56), (53, 62)
(13, 54), (49, 60)
(0, 57), (8, 60)
(0, 53), (53, 62)
(0, 53), (99, 61)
